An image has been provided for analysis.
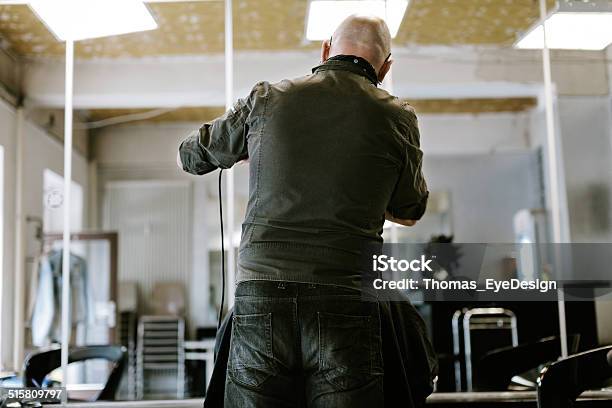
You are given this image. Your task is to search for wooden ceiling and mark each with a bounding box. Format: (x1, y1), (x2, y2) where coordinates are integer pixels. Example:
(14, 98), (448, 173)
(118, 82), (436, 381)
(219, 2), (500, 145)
(410, 97), (537, 114)
(398, 0), (554, 45)
(2, 1), (544, 118)
(84, 98), (537, 125)
(0, 0), (552, 59)
(87, 107), (226, 124)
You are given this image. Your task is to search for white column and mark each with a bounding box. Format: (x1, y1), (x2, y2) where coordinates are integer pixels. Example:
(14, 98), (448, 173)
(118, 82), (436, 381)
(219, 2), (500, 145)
(538, 0), (568, 359)
(224, 0), (236, 309)
(61, 38), (74, 404)
(12, 107), (25, 371)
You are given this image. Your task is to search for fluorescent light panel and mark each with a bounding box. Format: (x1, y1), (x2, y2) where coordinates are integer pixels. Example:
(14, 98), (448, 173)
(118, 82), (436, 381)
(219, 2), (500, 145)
(515, 12), (612, 50)
(29, 0), (158, 42)
(306, 0), (409, 40)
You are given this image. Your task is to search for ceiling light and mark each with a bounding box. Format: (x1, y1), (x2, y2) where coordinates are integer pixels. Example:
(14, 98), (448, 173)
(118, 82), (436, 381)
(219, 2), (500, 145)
(29, 0), (158, 42)
(306, 0), (409, 40)
(515, 0), (612, 50)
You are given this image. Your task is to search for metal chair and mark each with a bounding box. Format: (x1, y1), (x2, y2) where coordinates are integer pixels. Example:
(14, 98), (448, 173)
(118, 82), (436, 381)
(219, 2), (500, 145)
(23, 345), (127, 401)
(453, 307), (518, 391)
(537, 345), (612, 408)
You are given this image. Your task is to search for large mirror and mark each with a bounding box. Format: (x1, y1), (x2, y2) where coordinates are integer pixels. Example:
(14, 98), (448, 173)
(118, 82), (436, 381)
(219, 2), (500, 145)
(0, 0), (611, 405)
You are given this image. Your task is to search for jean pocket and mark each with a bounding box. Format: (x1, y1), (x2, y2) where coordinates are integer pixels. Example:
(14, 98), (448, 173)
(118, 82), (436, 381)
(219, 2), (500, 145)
(228, 313), (277, 389)
(318, 312), (382, 391)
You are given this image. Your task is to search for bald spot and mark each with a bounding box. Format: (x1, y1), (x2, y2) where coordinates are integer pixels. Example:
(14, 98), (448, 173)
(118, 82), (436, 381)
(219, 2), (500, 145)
(330, 15), (392, 70)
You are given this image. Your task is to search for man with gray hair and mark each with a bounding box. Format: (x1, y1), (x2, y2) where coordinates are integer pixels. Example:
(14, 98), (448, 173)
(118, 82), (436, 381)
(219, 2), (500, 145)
(179, 15), (429, 407)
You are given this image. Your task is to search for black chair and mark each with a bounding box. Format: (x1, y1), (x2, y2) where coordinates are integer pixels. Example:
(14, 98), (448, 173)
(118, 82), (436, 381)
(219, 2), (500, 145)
(473, 335), (580, 391)
(537, 345), (612, 408)
(23, 345), (126, 401)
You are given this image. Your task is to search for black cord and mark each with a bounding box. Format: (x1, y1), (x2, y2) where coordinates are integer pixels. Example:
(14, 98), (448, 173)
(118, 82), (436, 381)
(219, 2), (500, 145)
(218, 169), (226, 331)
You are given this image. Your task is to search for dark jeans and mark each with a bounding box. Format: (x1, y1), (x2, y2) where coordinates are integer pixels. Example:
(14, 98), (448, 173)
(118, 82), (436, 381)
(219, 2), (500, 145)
(224, 281), (384, 407)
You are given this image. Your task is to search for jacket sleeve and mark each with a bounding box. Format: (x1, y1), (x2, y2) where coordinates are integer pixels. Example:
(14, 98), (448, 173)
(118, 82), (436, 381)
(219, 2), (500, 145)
(387, 107), (429, 220)
(178, 86), (257, 175)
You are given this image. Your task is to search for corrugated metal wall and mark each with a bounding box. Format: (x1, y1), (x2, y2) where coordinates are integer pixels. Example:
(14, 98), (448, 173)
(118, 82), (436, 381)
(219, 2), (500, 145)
(104, 180), (192, 319)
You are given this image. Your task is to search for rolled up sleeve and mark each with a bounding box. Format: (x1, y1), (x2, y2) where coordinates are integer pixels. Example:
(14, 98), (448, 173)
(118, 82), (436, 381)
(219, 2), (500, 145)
(387, 109), (429, 220)
(178, 89), (253, 175)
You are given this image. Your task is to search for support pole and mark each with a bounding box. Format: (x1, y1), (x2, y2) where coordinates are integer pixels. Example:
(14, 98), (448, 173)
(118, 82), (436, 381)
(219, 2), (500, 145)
(61, 38), (74, 405)
(224, 0), (236, 309)
(12, 107), (25, 371)
(538, 0), (568, 359)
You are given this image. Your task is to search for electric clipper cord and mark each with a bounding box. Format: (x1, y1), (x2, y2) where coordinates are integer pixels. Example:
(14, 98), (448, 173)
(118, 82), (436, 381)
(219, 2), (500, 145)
(218, 169), (226, 331)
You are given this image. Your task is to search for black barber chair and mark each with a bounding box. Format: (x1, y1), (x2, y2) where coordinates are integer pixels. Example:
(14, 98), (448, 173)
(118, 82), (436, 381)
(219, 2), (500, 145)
(474, 335), (580, 391)
(23, 345), (126, 401)
(537, 345), (612, 408)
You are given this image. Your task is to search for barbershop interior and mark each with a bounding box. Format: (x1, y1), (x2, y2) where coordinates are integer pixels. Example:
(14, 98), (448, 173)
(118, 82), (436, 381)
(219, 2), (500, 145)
(0, 0), (612, 407)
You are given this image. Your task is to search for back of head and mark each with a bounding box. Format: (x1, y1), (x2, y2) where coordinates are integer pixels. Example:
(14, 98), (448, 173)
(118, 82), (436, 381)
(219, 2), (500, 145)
(330, 14), (392, 70)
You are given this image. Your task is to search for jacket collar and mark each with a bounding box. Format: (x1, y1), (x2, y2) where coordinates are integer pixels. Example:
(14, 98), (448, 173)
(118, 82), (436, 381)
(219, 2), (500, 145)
(312, 55), (379, 86)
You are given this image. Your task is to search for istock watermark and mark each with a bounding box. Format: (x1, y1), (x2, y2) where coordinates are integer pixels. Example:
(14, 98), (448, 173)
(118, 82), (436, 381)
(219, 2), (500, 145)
(372, 254), (433, 272)
(361, 243), (612, 302)
(371, 277), (557, 293)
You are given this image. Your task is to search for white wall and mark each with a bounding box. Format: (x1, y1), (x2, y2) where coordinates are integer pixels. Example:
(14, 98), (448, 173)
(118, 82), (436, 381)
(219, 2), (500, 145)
(93, 123), (216, 328)
(419, 112), (531, 155)
(423, 152), (542, 243)
(0, 98), (88, 369)
(418, 112), (543, 242)
(557, 97), (612, 243)
(23, 121), (89, 245)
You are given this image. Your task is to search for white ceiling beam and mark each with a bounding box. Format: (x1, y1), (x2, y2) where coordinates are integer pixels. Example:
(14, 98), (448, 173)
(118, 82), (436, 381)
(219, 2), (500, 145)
(22, 48), (566, 110)
(20, 46), (609, 109)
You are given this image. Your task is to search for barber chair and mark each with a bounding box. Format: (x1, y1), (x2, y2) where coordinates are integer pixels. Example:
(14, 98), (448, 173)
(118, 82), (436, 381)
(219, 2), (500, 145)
(23, 345), (127, 401)
(537, 345), (612, 408)
(474, 335), (580, 391)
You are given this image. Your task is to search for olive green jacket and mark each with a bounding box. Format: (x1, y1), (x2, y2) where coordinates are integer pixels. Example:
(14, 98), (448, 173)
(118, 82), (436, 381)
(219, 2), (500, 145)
(179, 55), (428, 288)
